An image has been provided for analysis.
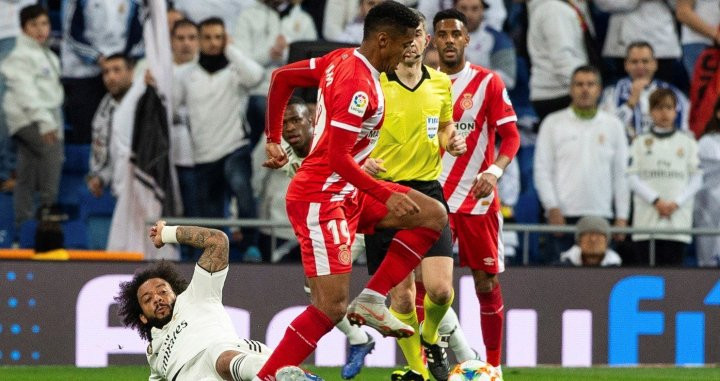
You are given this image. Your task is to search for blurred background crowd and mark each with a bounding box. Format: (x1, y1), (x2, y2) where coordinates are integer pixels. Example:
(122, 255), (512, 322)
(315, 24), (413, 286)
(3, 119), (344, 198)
(0, 0), (719, 267)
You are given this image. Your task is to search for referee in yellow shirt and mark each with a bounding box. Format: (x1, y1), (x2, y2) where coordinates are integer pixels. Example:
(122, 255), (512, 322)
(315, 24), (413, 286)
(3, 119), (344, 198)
(362, 9), (466, 381)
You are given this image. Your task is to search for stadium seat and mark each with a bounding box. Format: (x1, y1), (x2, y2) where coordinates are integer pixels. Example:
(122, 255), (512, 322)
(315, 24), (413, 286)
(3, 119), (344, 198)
(0, 193), (14, 248)
(18, 219), (88, 250)
(59, 144), (91, 206)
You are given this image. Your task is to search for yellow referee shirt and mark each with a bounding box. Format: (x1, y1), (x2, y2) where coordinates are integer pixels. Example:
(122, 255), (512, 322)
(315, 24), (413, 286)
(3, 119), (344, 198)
(373, 65), (454, 181)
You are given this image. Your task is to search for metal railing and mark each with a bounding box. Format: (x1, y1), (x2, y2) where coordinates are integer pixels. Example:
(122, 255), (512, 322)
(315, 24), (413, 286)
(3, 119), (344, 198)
(154, 218), (720, 266)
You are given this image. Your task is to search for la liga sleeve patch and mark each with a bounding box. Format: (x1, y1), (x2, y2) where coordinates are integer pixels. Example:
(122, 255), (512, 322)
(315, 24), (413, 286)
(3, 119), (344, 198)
(348, 91), (369, 117)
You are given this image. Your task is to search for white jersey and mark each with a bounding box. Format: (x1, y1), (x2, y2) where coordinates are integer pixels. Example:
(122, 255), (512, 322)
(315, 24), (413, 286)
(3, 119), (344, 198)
(147, 265), (237, 380)
(628, 130), (700, 243)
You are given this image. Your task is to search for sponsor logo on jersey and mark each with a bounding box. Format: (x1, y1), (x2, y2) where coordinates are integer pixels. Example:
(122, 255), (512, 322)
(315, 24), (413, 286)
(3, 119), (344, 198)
(456, 121), (476, 136)
(348, 91), (369, 117)
(325, 64), (335, 86)
(483, 257), (496, 266)
(460, 93), (474, 110)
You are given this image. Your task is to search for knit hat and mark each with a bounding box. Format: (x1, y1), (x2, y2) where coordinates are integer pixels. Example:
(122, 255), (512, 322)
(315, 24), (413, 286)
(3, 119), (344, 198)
(575, 216), (610, 241)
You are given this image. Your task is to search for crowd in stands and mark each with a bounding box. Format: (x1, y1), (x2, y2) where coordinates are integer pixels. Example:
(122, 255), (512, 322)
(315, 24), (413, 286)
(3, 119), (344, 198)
(0, 0), (719, 267)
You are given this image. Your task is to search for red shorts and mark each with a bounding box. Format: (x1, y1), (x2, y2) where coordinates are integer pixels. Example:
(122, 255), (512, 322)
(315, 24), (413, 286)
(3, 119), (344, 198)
(449, 211), (505, 274)
(287, 182), (410, 278)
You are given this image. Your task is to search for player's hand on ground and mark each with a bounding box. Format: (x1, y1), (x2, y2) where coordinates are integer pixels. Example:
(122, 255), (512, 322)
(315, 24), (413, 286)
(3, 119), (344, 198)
(386, 192), (420, 217)
(362, 158), (387, 176)
(446, 130), (467, 156)
(149, 220), (166, 249)
(263, 142), (289, 169)
(471, 172), (496, 199)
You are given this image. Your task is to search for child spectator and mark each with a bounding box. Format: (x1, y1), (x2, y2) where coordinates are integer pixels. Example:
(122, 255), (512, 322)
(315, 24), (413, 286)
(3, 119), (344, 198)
(627, 89), (702, 266)
(0, 5), (64, 230)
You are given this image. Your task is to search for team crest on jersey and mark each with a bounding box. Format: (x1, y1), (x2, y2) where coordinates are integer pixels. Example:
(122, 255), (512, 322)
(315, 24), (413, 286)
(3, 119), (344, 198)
(348, 91), (369, 117)
(338, 244), (351, 265)
(146, 343), (153, 356)
(460, 93), (473, 110)
(677, 148), (684, 158)
(644, 137), (654, 154)
(426, 116), (439, 138)
(598, 133), (605, 145)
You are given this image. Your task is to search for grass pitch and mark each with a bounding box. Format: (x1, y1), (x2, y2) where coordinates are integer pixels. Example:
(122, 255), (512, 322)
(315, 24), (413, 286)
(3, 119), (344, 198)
(1, 365), (719, 380)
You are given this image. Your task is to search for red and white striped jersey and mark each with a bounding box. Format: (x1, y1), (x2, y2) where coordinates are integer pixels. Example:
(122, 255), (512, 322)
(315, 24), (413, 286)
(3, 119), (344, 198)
(285, 48), (387, 203)
(438, 62), (518, 215)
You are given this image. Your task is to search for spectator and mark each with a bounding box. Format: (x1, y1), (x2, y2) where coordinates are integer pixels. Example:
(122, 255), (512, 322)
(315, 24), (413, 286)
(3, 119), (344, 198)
(86, 54), (134, 198)
(1, 5), (64, 230)
(676, 0), (720, 78)
(527, 0), (588, 124)
(233, 0), (318, 149)
(594, 0), (685, 89)
(627, 89), (702, 266)
(173, 0), (254, 33)
(601, 41), (690, 141)
(534, 66), (629, 263)
(455, 0), (517, 89)
(60, 0), (143, 144)
(694, 97), (720, 267)
(175, 18), (264, 262)
(324, 0), (418, 40)
(0, 0), (35, 193)
(418, 0), (507, 32)
(327, 0), (384, 43)
(559, 216), (622, 267)
(169, 20), (200, 223)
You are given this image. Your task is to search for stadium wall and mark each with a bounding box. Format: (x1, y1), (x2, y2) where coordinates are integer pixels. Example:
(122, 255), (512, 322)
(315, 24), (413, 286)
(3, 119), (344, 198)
(0, 262), (718, 367)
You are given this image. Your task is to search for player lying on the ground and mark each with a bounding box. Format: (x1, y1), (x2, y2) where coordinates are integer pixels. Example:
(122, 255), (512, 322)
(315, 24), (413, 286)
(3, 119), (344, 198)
(115, 220), (322, 381)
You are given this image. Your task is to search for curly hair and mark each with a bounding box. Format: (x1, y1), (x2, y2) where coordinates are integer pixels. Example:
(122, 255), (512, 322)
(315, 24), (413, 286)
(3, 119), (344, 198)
(115, 260), (189, 341)
(363, 1), (420, 40)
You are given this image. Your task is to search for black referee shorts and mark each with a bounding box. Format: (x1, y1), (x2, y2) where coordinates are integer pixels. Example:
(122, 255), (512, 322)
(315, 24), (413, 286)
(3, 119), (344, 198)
(365, 179), (453, 275)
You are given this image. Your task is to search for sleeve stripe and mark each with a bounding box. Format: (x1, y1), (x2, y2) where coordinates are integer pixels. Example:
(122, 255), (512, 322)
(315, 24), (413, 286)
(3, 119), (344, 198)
(330, 120), (362, 132)
(497, 115), (518, 126)
(309, 58), (316, 70)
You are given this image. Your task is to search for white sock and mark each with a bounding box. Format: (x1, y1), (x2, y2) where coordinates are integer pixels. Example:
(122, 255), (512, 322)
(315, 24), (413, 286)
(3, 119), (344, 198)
(438, 307), (476, 362)
(359, 288), (386, 302)
(336, 316), (369, 345)
(229, 352), (270, 381)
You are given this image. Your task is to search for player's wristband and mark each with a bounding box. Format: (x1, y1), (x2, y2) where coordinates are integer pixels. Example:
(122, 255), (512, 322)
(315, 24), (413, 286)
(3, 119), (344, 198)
(161, 226), (179, 244)
(482, 164), (504, 179)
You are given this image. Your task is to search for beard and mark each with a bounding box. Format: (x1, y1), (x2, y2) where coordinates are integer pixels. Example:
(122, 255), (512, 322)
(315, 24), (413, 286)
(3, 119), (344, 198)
(145, 303), (174, 329)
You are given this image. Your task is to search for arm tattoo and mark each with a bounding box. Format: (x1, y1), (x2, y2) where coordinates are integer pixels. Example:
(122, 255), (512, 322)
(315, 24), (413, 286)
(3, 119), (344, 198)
(176, 226), (230, 273)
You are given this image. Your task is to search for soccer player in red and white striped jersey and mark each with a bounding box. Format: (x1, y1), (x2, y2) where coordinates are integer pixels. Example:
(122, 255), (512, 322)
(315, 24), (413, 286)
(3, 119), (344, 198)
(432, 9), (521, 375)
(256, 3), (451, 380)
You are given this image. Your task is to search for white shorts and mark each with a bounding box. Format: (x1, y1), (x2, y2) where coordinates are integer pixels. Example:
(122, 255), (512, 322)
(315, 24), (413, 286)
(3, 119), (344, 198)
(175, 340), (271, 381)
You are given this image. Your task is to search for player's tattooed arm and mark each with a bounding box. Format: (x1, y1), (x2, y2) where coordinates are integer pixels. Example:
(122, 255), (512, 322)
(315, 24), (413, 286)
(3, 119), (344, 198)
(176, 226), (230, 273)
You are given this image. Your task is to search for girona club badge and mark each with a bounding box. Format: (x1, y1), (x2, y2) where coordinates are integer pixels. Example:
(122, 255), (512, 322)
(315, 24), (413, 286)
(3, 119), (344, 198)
(460, 93), (473, 110)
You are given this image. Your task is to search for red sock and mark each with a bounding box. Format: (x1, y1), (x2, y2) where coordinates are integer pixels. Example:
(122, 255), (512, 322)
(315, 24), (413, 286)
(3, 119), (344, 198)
(366, 227), (440, 295)
(255, 305), (334, 380)
(415, 280), (426, 322)
(478, 283), (504, 367)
